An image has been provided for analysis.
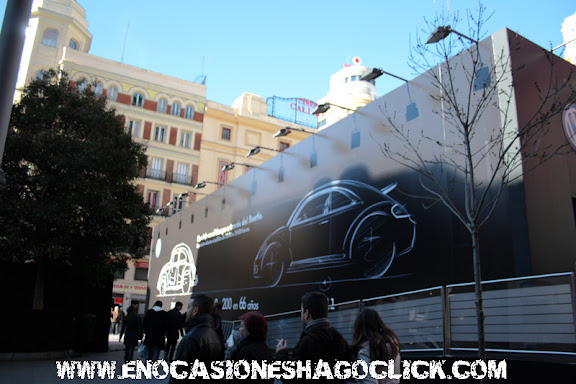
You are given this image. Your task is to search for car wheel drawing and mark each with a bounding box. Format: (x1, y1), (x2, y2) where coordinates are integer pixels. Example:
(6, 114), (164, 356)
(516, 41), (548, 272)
(253, 180), (416, 287)
(261, 241), (286, 287)
(350, 211), (395, 278)
(181, 267), (193, 294)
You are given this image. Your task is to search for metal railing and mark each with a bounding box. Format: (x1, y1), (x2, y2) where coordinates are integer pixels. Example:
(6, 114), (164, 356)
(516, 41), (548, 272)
(170, 172), (194, 186)
(145, 167), (166, 181)
(221, 273), (576, 360)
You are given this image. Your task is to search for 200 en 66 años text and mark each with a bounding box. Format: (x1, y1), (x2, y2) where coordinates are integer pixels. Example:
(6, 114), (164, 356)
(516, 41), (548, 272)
(56, 359), (507, 380)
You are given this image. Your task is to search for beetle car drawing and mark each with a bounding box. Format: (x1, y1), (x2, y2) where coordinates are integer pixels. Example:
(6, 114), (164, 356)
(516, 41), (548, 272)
(253, 180), (416, 287)
(157, 243), (196, 296)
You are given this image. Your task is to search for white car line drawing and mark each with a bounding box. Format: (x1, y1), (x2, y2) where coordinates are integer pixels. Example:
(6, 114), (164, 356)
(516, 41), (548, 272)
(157, 243), (197, 296)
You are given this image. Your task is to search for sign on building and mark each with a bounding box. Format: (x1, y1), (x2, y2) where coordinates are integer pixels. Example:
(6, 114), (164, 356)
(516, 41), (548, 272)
(267, 96), (318, 129)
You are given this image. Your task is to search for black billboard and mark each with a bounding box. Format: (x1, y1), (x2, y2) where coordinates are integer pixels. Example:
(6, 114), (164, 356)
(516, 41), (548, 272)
(147, 30), (576, 320)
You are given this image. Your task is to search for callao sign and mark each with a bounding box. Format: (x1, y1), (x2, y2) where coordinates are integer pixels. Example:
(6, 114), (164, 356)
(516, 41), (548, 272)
(290, 98), (318, 115)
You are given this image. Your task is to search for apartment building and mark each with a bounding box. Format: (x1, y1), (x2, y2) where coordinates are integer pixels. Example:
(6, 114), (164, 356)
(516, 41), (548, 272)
(15, 0), (312, 311)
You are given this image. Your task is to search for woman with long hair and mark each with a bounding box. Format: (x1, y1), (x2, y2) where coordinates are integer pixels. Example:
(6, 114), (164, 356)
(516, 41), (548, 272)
(351, 308), (401, 384)
(119, 304), (143, 362)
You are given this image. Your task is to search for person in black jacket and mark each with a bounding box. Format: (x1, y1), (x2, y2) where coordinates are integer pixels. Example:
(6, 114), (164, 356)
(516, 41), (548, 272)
(143, 300), (167, 361)
(275, 291), (352, 383)
(230, 311), (274, 384)
(119, 305), (143, 362)
(170, 294), (224, 383)
(165, 301), (184, 363)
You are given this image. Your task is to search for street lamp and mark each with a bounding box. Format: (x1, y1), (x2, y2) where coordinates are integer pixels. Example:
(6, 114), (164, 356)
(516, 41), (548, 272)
(194, 181), (223, 189)
(311, 102), (355, 115)
(426, 25), (489, 91)
(273, 127), (314, 137)
(246, 146), (280, 158)
(221, 162), (254, 172)
(551, 37), (576, 53)
(426, 25), (478, 44)
(360, 68), (409, 83)
(361, 67), (419, 121)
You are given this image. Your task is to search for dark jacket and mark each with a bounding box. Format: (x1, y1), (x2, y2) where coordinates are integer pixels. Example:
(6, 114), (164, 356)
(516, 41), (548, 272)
(170, 313), (225, 383)
(166, 307), (184, 342)
(276, 318), (352, 383)
(119, 314), (142, 346)
(143, 307), (167, 348)
(230, 335), (274, 384)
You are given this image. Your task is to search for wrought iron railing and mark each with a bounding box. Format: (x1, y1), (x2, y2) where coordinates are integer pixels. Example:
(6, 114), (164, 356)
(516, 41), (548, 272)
(145, 167), (166, 181)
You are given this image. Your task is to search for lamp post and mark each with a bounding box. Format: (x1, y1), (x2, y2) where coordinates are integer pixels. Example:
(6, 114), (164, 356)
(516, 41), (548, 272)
(194, 181), (223, 189)
(360, 68), (409, 83)
(311, 102), (355, 115)
(273, 126), (314, 137)
(245, 146), (280, 158)
(426, 25), (478, 44)
(221, 162), (254, 172)
(0, 0), (34, 188)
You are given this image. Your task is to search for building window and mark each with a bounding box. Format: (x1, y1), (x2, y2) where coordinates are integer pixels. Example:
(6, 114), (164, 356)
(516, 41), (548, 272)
(128, 120), (141, 138)
(154, 126), (166, 142)
(175, 163), (190, 184)
(42, 29), (59, 47)
(113, 269), (125, 279)
(221, 127), (231, 141)
(279, 142), (290, 152)
(157, 99), (167, 113)
(94, 82), (103, 96)
(172, 102), (181, 116)
(134, 267), (148, 281)
(351, 75), (358, 81)
(107, 86), (118, 101)
(69, 39), (78, 50)
(147, 190), (159, 210)
(318, 119), (326, 128)
(185, 105), (194, 119)
(132, 93), (145, 107)
(150, 158), (164, 179)
(180, 131), (192, 148)
(77, 79), (87, 93)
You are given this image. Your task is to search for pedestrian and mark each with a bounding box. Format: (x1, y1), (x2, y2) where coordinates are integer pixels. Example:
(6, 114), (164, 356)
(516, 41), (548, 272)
(275, 291), (352, 382)
(111, 305), (124, 335)
(119, 305), (143, 362)
(229, 311), (274, 384)
(143, 300), (167, 361)
(351, 308), (401, 384)
(165, 301), (185, 362)
(170, 294), (225, 383)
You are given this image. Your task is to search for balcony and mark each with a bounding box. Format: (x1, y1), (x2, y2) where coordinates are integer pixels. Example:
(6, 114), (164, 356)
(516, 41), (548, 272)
(144, 167), (166, 181)
(142, 168), (193, 186)
(169, 172), (194, 186)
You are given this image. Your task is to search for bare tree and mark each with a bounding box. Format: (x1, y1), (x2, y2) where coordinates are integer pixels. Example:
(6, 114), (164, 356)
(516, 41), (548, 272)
(378, 4), (576, 361)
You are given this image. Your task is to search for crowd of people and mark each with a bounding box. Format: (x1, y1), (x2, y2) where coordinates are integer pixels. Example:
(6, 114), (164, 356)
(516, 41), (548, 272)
(117, 291), (401, 384)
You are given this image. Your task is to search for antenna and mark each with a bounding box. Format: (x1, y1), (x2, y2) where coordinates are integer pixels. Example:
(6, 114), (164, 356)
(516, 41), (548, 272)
(121, 22), (130, 63)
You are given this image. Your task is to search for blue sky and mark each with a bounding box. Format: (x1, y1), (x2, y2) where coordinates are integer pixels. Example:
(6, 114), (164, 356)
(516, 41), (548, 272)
(1, 1), (575, 106)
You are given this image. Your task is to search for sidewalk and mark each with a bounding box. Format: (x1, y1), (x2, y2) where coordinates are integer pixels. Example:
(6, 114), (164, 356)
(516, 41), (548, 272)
(0, 334), (169, 383)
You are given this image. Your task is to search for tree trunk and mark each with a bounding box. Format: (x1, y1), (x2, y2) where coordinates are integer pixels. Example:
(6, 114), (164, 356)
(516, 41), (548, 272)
(471, 227), (486, 362)
(32, 254), (45, 310)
